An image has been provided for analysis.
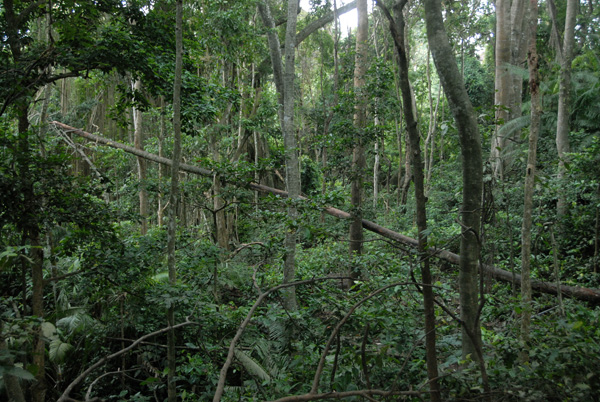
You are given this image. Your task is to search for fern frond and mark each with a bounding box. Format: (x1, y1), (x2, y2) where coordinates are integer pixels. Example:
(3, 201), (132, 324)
(497, 115), (531, 143)
(234, 348), (271, 382)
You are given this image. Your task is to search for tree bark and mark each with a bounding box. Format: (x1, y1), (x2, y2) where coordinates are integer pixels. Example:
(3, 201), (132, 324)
(281, 0), (301, 311)
(520, 0), (540, 358)
(422, 0), (484, 360)
(556, 0), (578, 219)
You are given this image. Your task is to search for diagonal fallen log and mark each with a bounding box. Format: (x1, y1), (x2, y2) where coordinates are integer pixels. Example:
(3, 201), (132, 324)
(51, 121), (600, 304)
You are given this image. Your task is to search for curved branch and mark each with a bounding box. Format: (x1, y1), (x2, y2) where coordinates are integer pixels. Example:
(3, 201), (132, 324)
(57, 321), (197, 402)
(212, 277), (349, 402)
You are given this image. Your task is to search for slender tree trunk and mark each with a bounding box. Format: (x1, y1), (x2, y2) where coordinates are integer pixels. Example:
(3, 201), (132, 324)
(373, 15), (381, 210)
(377, 1), (440, 399)
(167, 0), (183, 400)
(348, 0), (368, 279)
(133, 80), (148, 235)
(51, 120), (600, 304)
(158, 96), (167, 227)
(556, 0), (578, 219)
(14, 101), (47, 402)
(520, 0), (540, 360)
(423, 0), (484, 361)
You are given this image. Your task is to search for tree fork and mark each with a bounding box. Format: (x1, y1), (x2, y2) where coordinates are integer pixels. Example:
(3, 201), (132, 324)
(50, 122), (600, 304)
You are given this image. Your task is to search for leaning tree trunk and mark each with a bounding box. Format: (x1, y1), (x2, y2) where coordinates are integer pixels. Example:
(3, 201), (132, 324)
(167, 0), (183, 400)
(52, 121), (600, 305)
(376, 1), (440, 399)
(556, 0), (578, 220)
(423, 0), (484, 361)
(520, 0), (540, 360)
(348, 0), (368, 283)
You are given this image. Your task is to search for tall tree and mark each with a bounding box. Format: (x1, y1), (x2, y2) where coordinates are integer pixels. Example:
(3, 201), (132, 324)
(258, 0), (300, 310)
(556, 0), (579, 219)
(376, 1), (441, 399)
(520, 0), (541, 359)
(423, 0), (484, 360)
(348, 0), (368, 282)
(167, 0), (183, 399)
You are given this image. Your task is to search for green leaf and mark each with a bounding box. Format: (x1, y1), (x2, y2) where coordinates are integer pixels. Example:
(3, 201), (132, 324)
(49, 339), (73, 363)
(41, 322), (57, 338)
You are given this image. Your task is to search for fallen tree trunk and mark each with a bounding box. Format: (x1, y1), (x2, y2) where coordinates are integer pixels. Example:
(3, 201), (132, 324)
(51, 121), (600, 304)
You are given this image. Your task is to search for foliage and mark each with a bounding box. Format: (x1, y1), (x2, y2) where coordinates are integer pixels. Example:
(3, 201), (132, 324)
(2, 0), (600, 401)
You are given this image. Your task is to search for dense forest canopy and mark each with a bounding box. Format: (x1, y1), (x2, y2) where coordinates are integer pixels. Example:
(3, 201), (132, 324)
(1, 0), (600, 401)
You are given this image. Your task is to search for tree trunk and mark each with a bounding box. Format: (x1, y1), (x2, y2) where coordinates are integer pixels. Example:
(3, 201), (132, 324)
(423, 0), (484, 361)
(520, 0), (540, 359)
(158, 96), (167, 227)
(133, 80), (148, 235)
(377, 1), (440, 398)
(167, 0), (183, 400)
(556, 0), (578, 219)
(281, 0), (301, 311)
(348, 0), (368, 280)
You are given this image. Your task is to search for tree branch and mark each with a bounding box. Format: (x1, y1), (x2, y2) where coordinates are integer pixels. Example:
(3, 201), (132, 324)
(57, 321), (197, 402)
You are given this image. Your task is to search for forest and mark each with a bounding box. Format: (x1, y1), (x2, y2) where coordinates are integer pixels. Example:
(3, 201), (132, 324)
(1, 0), (600, 400)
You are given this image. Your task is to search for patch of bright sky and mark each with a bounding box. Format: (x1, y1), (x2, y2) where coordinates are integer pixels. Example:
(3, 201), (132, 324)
(300, 0), (359, 37)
